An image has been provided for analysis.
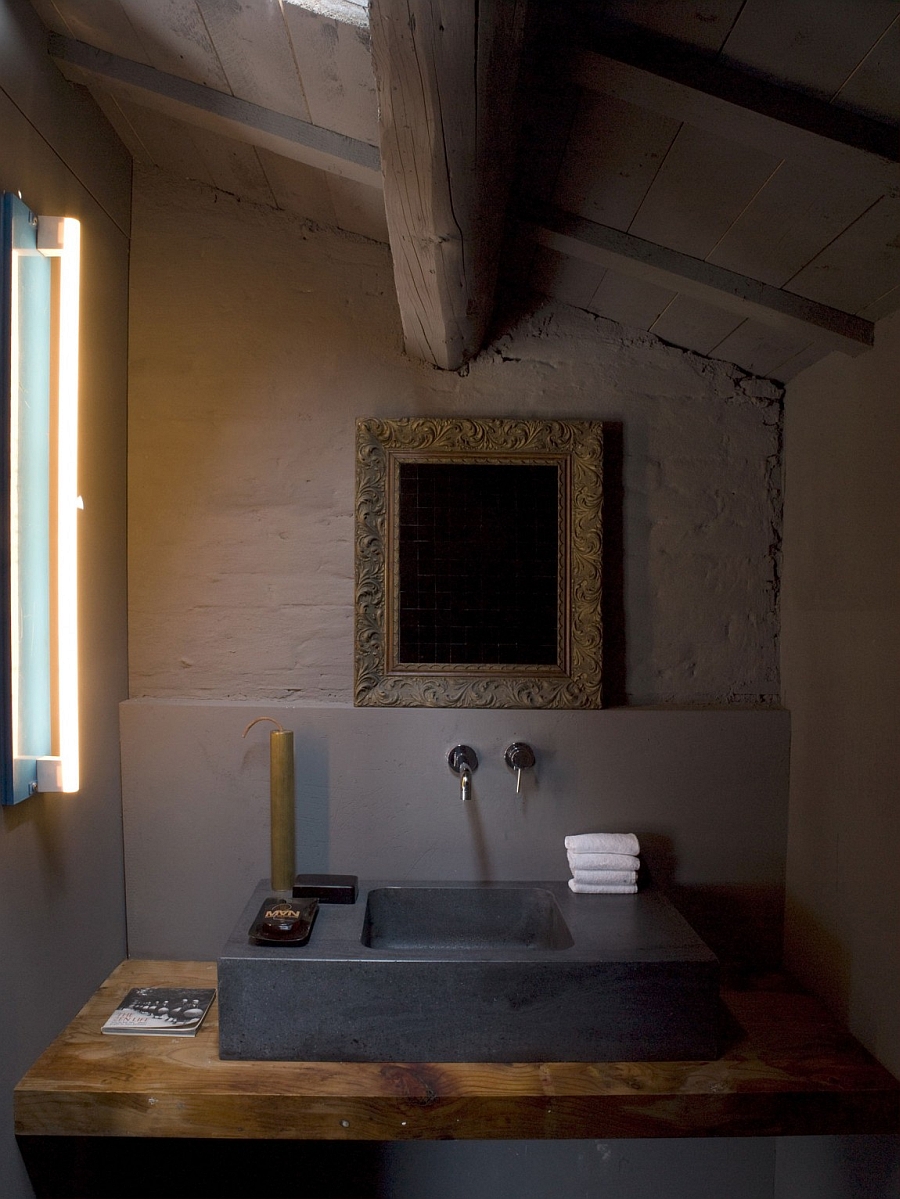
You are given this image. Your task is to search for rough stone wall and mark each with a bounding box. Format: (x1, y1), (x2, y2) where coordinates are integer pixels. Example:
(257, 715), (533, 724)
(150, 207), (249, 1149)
(129, 165), (783, 705)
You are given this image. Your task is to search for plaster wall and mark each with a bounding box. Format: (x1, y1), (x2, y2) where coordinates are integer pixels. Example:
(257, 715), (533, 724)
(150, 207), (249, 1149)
(128, 165), (783, 708)
(123, 161), (792, 967)
(116, 166), (804, 1197)
(782, 308), (900, 1081)
(113, 159), (900, 1198)
(0, 2), (130, 1196)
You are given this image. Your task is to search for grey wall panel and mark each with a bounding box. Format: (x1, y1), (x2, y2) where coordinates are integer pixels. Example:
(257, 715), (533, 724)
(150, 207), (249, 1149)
(120, 701), (789, 965)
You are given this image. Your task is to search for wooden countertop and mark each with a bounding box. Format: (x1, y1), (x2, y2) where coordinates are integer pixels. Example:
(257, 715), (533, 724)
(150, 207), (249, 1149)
(14, 959), (900, 1141)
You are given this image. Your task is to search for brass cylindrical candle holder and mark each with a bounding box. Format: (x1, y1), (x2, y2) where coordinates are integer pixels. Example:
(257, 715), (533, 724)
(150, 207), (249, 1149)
(269, 728), (295, 892)
(243, 717), (296, 893)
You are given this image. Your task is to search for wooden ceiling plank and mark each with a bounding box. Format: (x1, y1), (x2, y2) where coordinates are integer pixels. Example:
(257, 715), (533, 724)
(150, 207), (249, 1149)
(649, 294), (745, 357)
(770, 343), (829, 383)
(858, 283), (900, 324)
(708, 317), (813, 379)
(571, 48), (897, 191)
(786, 195), (900, 315)
(720, 0), (899, 107)
(254, 148), (339, 229)
(552, 92), (681, 231)
(598, 0), (747, 55)
(113, 98), (217, 187)
(39, 0), (151, 63)
(116, 0), (229, 90)
(49, 35), (381, 187)
(627, 123), (782, 259)
(706, 162), (886, 287)
(530, 245), (606, 309)
(26, 0), (71, 36)
(517, 81), (582, 209)
(189, 129), (279, 210)
(522, 205), (874, 355)
(587, 271), (676, 331)
(832, 16), (900, 125)
(281, 4), (378, 145)
(195, 0), (311, 123)
(325, 175), (389, 243)
(370, 0), (528, 370)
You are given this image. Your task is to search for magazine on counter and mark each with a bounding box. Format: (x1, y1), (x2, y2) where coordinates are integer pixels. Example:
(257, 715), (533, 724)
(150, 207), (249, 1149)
(101, 987), (216, 1036)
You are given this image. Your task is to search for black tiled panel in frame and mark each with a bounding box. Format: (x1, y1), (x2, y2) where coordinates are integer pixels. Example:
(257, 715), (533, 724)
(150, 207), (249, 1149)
(397, 462), (559, 665)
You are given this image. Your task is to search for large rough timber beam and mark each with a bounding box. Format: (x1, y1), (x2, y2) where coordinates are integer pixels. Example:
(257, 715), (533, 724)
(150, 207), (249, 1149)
(370, 0), (528, 370)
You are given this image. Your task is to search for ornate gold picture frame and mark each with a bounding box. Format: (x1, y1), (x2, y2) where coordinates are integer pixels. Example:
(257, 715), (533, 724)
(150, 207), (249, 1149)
(354, 418), (603, 708)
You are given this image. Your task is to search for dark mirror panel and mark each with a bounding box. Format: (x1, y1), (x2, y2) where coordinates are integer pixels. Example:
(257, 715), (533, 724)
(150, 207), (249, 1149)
(397, 463), (559, 665)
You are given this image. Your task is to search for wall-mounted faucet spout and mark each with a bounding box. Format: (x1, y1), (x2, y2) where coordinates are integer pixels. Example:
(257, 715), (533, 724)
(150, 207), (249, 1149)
(448, 744), (478, 801)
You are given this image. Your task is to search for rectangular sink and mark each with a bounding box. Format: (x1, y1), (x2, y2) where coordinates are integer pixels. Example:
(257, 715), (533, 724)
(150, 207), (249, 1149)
(218, 881), (720, 1063)
(361, 886), (574, 951)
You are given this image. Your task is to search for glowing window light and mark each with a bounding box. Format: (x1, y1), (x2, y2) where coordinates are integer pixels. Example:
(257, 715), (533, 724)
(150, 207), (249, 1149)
(39, 215), (81, 794)
(1, 195), (80, 803)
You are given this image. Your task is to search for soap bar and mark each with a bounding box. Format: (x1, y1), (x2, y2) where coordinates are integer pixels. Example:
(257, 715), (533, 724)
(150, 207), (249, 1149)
(249, 897), (319, 946)
(292, 873), (358, 904)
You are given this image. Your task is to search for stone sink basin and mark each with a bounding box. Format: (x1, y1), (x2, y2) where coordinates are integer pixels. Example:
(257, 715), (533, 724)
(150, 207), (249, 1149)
(218, 880), (720, 1063)
(361, 885), (575, 951)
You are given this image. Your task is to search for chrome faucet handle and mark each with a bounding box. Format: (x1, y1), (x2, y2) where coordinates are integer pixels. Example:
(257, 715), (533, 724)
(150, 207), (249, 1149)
(504, 742), (536, 794)
(460, 767), (473, 802)
(448, 745), (478, 801)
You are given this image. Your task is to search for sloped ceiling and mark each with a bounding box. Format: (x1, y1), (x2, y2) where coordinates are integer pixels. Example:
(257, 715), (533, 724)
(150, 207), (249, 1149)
(30, 0), (900, 381)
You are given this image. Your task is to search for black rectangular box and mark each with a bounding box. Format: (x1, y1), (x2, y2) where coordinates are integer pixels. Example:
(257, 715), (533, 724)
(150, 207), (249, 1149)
(292, 873), (358, 904)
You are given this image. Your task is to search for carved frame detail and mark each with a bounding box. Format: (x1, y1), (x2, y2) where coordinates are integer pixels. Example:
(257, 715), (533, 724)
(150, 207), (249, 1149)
(355, 418), (603, 708)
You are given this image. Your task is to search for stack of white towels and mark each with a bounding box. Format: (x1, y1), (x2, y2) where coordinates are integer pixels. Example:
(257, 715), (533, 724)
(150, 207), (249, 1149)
(566, 833), (640, 893)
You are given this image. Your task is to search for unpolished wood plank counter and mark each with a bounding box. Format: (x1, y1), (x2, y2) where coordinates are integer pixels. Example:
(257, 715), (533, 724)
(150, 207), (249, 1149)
(15, 959), (900, 1141)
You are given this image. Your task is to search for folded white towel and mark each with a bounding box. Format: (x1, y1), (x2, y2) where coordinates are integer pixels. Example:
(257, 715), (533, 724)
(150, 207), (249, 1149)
(567, 852), (639, 871)
(570, 869), (638, 886)
(565, 833), (640, 856)
(568, 879), (638, 894)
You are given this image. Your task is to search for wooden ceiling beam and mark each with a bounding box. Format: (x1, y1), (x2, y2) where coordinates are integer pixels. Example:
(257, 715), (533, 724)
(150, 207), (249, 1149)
(48, 35), (381, 187)
(369, 0), (528, 370)
(522, 204), (874, 356)
(571, 44), (897, 191)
